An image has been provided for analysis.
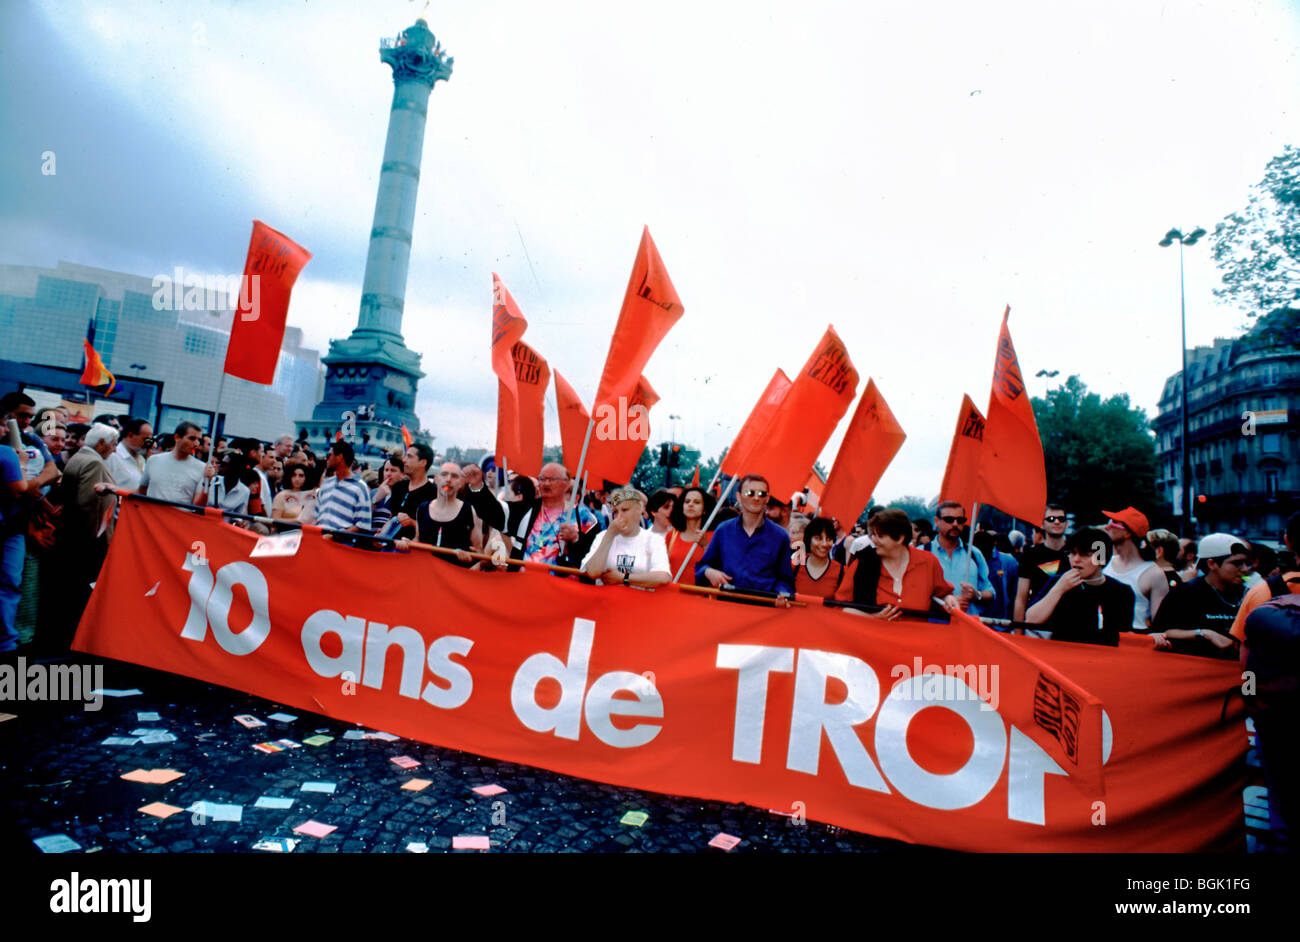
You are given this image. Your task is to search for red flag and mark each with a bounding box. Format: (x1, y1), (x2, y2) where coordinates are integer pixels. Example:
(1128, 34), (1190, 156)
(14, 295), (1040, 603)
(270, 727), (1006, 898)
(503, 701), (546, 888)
(719, 369), (792, 477)
(689, 464), (700, 488)
(939, 394), (986, 515)
(741, 326), (859, 502)
(805, 471), (825, 500)
(583, 374), (660, 485)
(490, 274), (529, 402)
(554, 370), (591, 477)
(592, 227), (683, 411)
(495, 340), (550, 478)
(79, 319), (116, 394)
(978, 307), (1047, 522)
(401, 425), (413, 449)
(222, 221), (312, 384)
(818, 379), (906, 529)
(334, 429), (343, 442)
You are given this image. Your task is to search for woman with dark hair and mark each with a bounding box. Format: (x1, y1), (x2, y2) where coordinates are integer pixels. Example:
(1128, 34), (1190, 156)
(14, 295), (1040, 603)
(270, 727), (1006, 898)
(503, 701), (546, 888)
(272, 462), (312, 521)
(508, 473), (536, 505)
(207, 451), (251, 517)
(646, 489), (675, 536)
(794, 517), (843, 598)
(666, 485), (715, 580)
(372, 453), (406, 531)
(834, 507), (960, 618)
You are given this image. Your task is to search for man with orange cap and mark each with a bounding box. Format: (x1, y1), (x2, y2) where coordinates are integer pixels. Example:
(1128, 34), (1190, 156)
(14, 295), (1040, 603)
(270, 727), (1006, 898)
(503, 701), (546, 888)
(1100, 506), (1169, 630)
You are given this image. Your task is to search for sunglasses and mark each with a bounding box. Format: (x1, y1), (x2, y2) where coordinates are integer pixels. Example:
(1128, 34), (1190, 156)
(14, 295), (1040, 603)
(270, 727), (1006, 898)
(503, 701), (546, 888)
(939, 515), (967, 525)
(1044, 515), (1067, 523)
(742, 489), (768, 499)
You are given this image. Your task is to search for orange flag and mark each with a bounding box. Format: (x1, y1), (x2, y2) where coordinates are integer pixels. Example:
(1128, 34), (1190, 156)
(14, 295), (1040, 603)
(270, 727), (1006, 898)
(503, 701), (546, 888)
(495, 340), (550, 478)
(490, 274), (529, 402)
(401, 425), (413, 449)
(978, 307), (1047, 522)
(554, 370), (590, 476)
(583, 374), (660, 485)
(818, 379), (906, 530)
(592, 227), (683, 412)
(939, 394), (986, 515)
(719, 369), (793, 477)
(223, 221), (312, 385)
(689, 464), (700, 487)
(741, 326), (859, 503)
(79, 320), (116, 394)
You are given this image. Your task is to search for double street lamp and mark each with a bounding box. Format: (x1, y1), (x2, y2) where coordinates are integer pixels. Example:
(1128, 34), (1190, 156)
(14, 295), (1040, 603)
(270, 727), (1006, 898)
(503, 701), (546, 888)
(1159, 226), (1206, 538)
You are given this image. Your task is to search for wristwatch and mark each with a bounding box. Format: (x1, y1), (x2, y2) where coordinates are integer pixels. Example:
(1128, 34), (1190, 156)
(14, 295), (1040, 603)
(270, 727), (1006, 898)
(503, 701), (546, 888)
(623, 571), (631, 586)
(1195, 628), (1204, 639)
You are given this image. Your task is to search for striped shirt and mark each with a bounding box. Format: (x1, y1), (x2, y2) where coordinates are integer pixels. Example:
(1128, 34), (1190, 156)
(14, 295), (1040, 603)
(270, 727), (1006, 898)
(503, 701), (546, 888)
(314, 474), (372, 532)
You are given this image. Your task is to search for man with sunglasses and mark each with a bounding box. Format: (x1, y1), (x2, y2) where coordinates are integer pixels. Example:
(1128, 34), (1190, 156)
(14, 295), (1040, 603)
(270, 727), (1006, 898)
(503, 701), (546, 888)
(1150, 532), (1250, 658)
(696, 473), (795, 597)
(929, 500), (994, 615)
(1014, 503), (1071, 621)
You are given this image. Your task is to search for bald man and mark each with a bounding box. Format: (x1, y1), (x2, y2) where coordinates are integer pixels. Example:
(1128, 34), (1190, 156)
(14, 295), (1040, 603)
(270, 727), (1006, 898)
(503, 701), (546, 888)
(505, 462), (601, 569)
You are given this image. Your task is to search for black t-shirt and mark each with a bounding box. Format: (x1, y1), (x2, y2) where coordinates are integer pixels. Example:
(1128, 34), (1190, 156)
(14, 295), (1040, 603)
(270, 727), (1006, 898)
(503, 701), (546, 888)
(1040, 575), (1134, 646)
(389, 480), (437, 537)
(460, 485), (505, 534)
(1151, 576), (1243, 658)
(1020, 544), (1071, 599)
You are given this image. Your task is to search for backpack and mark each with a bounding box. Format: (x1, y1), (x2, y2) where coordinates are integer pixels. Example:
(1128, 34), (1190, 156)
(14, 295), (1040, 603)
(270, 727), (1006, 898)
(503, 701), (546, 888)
(1242, 593), (1300, 717)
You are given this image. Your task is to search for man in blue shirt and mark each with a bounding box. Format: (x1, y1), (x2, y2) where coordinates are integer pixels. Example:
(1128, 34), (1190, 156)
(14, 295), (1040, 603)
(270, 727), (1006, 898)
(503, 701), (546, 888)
(696, 473), (795, 597)
(929, 500), (994, 616)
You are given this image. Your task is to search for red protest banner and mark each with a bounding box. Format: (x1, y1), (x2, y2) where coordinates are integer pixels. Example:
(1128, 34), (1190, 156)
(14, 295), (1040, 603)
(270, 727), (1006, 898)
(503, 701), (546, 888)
(940, 393), (986, 514)
(719, 369), (792, 477)
(495, 339), (550, 479)
(222, 221), (312, 385)
(743, 326), (859, 501)
(818, 379), (906, 530)
(75, 499), (1246, 853)
(978, 307), (1047, 522)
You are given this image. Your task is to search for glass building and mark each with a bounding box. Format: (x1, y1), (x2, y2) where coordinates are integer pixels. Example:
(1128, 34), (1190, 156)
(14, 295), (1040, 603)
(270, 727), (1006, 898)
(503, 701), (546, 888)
(0, 260), (323, 441)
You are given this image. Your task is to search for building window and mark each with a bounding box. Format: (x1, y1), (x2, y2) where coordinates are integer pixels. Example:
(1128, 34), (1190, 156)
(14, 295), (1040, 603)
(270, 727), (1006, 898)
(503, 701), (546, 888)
(1262, 433), (1282, 454)
(1266, 470), (1280, 498)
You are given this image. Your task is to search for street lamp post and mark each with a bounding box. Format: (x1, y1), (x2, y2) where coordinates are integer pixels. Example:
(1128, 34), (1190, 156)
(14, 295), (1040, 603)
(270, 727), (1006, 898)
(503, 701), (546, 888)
(1159, 226), (1206, 538)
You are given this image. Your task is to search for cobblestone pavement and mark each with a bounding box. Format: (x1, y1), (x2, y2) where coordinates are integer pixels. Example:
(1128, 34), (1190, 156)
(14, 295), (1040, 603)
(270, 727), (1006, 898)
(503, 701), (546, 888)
(1, 655), (937, 855)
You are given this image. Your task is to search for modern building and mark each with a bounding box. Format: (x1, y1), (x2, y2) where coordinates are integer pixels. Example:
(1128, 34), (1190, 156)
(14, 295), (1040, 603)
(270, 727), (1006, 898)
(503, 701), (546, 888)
(1153, 327), (1299, 541)
(296, 17), (452, 460)
(0, 260), (323, 441)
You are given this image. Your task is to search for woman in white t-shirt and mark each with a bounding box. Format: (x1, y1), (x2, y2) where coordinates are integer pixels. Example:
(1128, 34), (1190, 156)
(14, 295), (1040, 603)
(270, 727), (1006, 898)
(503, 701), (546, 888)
(581, 486), (670, 587)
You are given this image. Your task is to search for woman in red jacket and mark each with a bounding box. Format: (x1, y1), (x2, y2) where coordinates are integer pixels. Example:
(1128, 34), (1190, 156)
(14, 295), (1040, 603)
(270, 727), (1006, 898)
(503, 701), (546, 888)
(834, 508), (960, 618)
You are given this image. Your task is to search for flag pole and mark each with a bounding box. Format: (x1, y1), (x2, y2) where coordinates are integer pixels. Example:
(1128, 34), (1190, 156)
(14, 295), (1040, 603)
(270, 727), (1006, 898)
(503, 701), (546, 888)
(211, 371), (228, 439)
(672, 474), (737, 583)
(962, 500), (981, 609)
(568, 415), (596, 508)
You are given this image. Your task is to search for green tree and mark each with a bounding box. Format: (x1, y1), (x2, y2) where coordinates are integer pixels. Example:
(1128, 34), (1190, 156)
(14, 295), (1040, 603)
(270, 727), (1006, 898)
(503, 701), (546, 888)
(1212, 145), (1300, 317)
(883, 495), (932, 523)
(1032, 375), (1163, 525)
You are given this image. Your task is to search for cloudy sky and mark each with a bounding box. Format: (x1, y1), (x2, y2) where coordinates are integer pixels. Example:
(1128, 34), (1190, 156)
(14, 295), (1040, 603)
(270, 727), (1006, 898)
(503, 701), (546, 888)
(3, 0), (1298, 501)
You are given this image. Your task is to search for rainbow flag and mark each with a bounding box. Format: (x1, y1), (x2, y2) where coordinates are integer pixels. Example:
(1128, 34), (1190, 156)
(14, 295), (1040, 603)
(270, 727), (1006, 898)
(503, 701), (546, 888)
(79, 319), (116, 394)
(401, 425), (413, 449)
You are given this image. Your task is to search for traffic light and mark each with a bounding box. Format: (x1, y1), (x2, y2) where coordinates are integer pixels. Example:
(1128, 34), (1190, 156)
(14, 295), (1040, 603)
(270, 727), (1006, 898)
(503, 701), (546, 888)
(669, 444), (681, 468)
(659, 443), (670, 466)
(1197, 494), (1208, 504)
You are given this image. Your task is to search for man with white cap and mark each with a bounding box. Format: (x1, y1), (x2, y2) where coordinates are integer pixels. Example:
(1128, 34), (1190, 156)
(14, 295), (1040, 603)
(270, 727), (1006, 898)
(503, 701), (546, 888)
(1150, 532), (1250, 658)
(1100, 506), (1168, 630)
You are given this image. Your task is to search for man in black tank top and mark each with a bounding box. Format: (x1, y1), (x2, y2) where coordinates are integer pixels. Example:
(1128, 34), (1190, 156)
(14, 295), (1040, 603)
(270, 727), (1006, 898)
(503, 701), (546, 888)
(396, 462), (507, 568)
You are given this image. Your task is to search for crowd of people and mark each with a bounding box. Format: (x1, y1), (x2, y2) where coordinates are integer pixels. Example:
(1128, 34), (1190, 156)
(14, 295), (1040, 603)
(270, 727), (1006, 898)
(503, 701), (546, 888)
(0, 400), (1295, 844)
